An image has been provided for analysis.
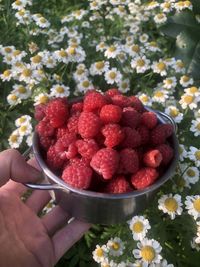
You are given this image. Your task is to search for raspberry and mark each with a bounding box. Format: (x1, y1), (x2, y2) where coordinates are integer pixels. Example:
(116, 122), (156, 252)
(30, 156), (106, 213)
(39, 136), (54, 150)
(137, 125), (149, 145)
(104, 176), (131, 193)
(118, 148), (139, 174)
(78, 112), (101, 139)
(157, 144), (174, 165)
(45, 98), (68, 128)
(83, 91), (107, 112)
(54, 132), (77, 159)
(131, 167), (159, 190)
(111, 94), (131, 108)
(56, 125), (69, 139)
(100, 104), (122, 124)
(143, 149), (163, 168)
(90, 148), (119, 179)
(47, 145), (65, 170)
(69, 157), (91, 167)
(141, 112), (158, 129)
(67, 113), (80, 134)
(105, 88), (121, 97)
(34, 104), (46, 121)
(129, 95), (144, 113)
(151, 124), (174, 145)
(102, 124), (124, 148)
(121, 107), (141, 128)
(76, 139), (99, 159)
(70, 101), (83, 114)
(121, 127), (141, 148)
(62, 163), (92, 189)
(36, 118), (55, 137)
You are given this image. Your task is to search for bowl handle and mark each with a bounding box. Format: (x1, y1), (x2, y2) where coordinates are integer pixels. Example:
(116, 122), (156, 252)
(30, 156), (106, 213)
(155, 110), (177, 133)
(22, 147), (66, 191)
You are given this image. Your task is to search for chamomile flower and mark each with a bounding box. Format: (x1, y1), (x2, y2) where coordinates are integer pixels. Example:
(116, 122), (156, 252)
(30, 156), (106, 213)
(50, 84), (70, 98)
(18, 64), (34, 84)
(13, 84), (31, 99)
(90, 61), (109, 75)
(158, 194), (183, 219)
(131, 56), (150, 73)
(26, 132), (33, 147)
(179, 75), (194, 87)
(174, 59), (185, 73)
(34, 93), (49, 106)
(104, 45), (121, 59)
(184, 86), (200, 97)
(152, 60), (168, 76)
(161, 1), (174, 13)
(146, 1), (159, 10)
(179, 144), (188, 161)
(18, 123), (33, 136)
(33, 14), (50, 28)
(128, 216), (151, 241)
(188, 146), (200, 167)
(92, 245), (108, 263)
(30, 53), (43, 68)
(190, 118), (200, 136)
(165, 106), (183, 123)
(54, 49), (69, 63)
(182, 166), (199, 188)
(7, 93), (21, 106)
(185, 195), (200, 220)
(73, 67), (89, 81)
(8, 129), (23, 148)
(139, 34), (149, 43)
(127, 44), (144, 57)
(96, 41), (106, 52)
(15, 115), (31, 127)
(152, 89), (169, 103)
(105, 68), (122, 84)
(179, 93), (198, 110)
(154, 13), (167, 24)
(133, 238), (162, 266)
(118, 79), (130, 93)
(12, 0), (29, 10)
(163, 77), (177, 90)
(138, 93), (152, 106)
(174, 1), (193, 12)
(77, 78), (93, 93)
(106, 237), (125, 257)
(0, 69), (13, 81)
(146, 41), (161, 52)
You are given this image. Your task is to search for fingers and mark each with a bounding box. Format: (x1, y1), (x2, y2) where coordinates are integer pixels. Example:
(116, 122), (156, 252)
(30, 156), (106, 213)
(25, 190), (51, 213)
(52, 219), (91, 263)
(42, 206), (71, 236)
(0, 149), (42, 187)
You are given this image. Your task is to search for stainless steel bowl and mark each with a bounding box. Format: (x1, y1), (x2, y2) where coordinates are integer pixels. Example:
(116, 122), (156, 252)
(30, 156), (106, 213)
(25, 107), (179, 224)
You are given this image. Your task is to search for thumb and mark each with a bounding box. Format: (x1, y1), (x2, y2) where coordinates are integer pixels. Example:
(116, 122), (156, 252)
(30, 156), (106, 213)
(0, 149), (42, 187)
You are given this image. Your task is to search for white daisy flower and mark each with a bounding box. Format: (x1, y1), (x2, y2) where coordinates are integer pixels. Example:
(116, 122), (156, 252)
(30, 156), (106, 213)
(34, 93), (49, 106)
(11, 49), (27, 63)
(138, 93), (152, 106)
(131, 56), (150, 73)
(18, 123), (33, 136)
(160, 2), (174, 13)
(32, 14), (50, 28)
(127, 44), (144, 57)
(30, 53), (43, 68)
(139, 34), (149, 43)
(133, 238), (162, 266)
(179, 75), (194, 87)
(145, 1), (159, 10)
(18, 64), (35, 84)
(173, 59), (185, 73)
(146, 41), (161, 52)
(152, 60), (168, 76)
(163, 77), (177, 90)
(179, 93), (199, 110)
(165, 106), (183, 123)
(96, 41), (107, 52)
(15, 115), (32, 127)
(104, 45), (121, 59)
(128, 216), (151, 241)
(179, 144), (188, 161)
(126, 35), (134, 45)
(185, 195), (200, 220)
(26, 132), (33, 147)
(73, 67), (89, 82)
(104, 68), (122, 84)
(13, 84), (31, 99)
(183, 166), (200, 188)
(7, 93), (21, 106)
(54, 49), (69, 64)
(92, 245), (108, 263)
(8, 129), (23, 148)
(90, 61), (109, 75)
(190, 118), (200, 136)
(174, 1), (193, 12)
(0, 69), (13, 81)
(158, 194), (183, 219)
(77, 78), (93, 93)
(106, 237), (125, 257)
(0, 45), (15, 56)
(154, 13), (167, 24)
(188, 146), (200, 167)
(184, 86), (200, 97)
(129, 24), (140, 34)
(118, 79), (130, 93)
(152, 89), (169, 103)
(50, 84), (70, 98)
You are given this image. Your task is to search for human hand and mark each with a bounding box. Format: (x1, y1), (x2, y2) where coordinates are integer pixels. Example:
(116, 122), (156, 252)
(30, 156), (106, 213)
(0, 149), (90, 267)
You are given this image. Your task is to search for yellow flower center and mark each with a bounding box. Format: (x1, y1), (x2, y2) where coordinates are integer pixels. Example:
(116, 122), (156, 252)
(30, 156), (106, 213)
(96, 248), (103, 257)
(15, 0), (22, 5)
(154, 91), (164, 97)
(157, 13), (165, 19)
(10, 94), (18, 101)
(75, 10), (81, 16)
(56, 86), (65, 93)
(141, 246), (155, 262)
(77, 69), (84, 75)
(164, 197), (178, 212)
(39, 95), (49, 104)
(18, 86), (26, 94)
(131, 45), (140, 53)
(18, 9), (25, 16)
(13, 50), (21, 56)
(5, 47), (12, 53)
(108, 46), (117, 53)
(32, 55), (42, 63)
(20, 125), (27, 132)
(140, 95), (149, 103)
(182, 75), (190, 82)
(193, 199), (200, 212)
(169, 109), (179, 117)
(184, 1), (192, 7)
(99, 42), (105, 48)
(165, 79), (173, 85)
(91, 1), (98, 7)
(118, 5), (125, 12)
(121, 82), (128, 89)
(82, 80), (90, 87)
(149, 41), (157, 47)
(19, 117), (26, 124)
(136, 59), (145, 67)
(177, 2), (185, 7)
(195, 151), (200, 160)
(132, 221), (144, 233)
(111, 242), (120, 250)
(183, 95), (194, 104)
(22, 69), (32, 77)
(59, 50), (67, 57)
(177, 61), (185, 68)
(109, 71), (117, 79)
(188, 87), (198, 94)
(164, 2), (171, 8)
(3, 70), (11, 77)
(157, 62), (166, 71)
(40, 17), (47, 24)
(95, 61), (104, 69)
(10, 134), (18, 142)
(68, 47), (76, 55)
(186, 169), (195, 177)
(148, 1), (157, 6)
(196, 123), (200, 131)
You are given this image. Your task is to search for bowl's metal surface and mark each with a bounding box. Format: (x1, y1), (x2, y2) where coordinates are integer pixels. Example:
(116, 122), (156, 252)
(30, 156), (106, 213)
(25, 108), (179, 224)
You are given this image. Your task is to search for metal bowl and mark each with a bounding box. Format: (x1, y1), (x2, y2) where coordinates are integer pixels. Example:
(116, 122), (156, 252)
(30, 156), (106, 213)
(25, 107), (179, 224)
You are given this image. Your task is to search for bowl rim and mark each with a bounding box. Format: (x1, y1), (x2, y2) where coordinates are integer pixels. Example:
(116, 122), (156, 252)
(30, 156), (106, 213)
(33, 107), (179, 200)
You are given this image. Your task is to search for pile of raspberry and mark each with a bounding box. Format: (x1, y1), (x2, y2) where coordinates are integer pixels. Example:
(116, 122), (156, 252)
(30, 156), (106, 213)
(35, 89), (174, 193)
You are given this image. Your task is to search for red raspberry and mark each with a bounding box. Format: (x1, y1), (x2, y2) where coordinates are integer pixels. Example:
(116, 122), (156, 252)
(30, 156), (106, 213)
(143, 149), (163, 168)
(121, 127), (141, 148)
(45, 98), (68, 128)
(104, 176), (131, 193)
(137, 125), (149, 145)
(62, 163), (92, 189)
(121, 107), (141, 128)
(118, 148), (139, 174)
(102, 124), (124, 148)
(34, 104), (46, 121)
(47, 145), (65, 170)
(36, 118), (55, 137)
(151, 124), (174, 145)
(83, 91), (107, 112)
(70, 101), (83, 114)
(105, 88), (121, 97)
(39, 136), (54, 150)
(157, 144), (174, 165)
(111, 94), (131, 108)
(78, 112), (101, 139)
(56, 125), (69, 139)
(67, 113), (80, 134)
(141, 112), (158, 129)
(54, 132), (77, 159)
(131, 167), (159, 190)
(100, 104), (122, 124)
(129, 95), (144, 113)
(90, 148), (119, 179)
(76, 139), (99, 159)
(69, 157), (91, 167)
